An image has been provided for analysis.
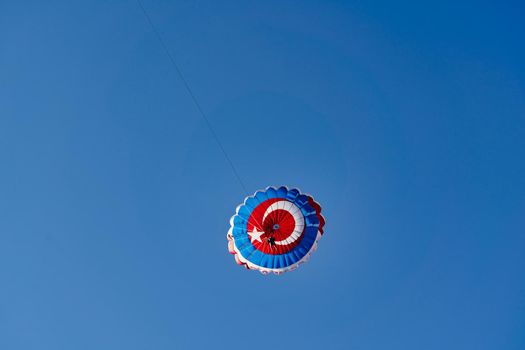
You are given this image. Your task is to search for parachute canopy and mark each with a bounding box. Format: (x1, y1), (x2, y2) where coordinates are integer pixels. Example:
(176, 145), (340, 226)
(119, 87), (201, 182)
(227, 186), (325, 274)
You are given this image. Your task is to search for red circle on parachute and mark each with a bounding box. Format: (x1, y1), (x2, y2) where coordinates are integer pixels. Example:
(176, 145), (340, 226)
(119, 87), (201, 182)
(247, 198), (305, 255)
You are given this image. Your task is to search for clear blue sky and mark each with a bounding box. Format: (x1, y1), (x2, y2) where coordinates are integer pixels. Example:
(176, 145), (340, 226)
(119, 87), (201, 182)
(1, 1), (524, 349)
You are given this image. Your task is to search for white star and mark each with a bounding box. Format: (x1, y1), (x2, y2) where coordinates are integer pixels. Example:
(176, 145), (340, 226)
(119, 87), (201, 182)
(248, 228), (265, 243)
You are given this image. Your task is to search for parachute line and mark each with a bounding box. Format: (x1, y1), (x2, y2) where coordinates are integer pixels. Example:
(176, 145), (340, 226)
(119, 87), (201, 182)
(136, 0), (248, 194)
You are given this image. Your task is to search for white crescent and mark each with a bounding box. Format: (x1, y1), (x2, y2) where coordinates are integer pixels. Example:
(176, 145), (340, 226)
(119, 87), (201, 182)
(262, 200), (305, 245)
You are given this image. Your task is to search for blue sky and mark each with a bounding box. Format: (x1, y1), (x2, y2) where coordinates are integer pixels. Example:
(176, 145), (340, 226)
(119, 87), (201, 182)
(1, 1), (524, 349)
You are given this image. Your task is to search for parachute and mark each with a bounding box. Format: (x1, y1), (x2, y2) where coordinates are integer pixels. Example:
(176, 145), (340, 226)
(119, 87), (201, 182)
(227, 186), (325, 274)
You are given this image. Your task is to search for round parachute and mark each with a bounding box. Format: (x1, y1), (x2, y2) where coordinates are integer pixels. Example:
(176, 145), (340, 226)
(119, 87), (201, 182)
(227, 186), (325, 274)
